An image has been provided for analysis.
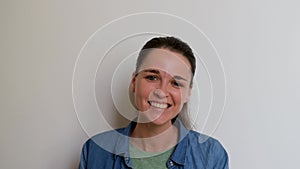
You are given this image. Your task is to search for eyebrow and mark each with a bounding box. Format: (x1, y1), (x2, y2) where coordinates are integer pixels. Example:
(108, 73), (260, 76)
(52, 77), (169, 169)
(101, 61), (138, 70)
(140, 69), (188, 81)
(142, 69), (160, 74)
(173, 75), (188, 82)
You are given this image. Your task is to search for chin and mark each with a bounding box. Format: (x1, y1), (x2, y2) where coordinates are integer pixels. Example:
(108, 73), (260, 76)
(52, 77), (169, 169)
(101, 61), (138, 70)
(150, 115), (174, 126)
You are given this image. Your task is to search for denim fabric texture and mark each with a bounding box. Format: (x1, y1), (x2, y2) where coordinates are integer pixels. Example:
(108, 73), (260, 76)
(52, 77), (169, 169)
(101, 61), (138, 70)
(79, 120), (229, 169)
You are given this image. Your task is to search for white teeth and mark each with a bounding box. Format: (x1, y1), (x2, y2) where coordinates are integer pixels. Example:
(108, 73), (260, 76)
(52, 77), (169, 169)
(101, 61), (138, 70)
(150, 101), (168, 109)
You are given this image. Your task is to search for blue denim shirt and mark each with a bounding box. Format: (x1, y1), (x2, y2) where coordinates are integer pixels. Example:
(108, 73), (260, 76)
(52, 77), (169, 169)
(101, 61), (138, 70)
(79, 121), (229, 169)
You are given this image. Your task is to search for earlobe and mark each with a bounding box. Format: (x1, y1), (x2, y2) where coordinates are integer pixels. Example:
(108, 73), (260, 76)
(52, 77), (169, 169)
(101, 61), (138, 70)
(130, 72), (136, 93)
(184, 88), (192, 103)
(184, 96), (190, 103)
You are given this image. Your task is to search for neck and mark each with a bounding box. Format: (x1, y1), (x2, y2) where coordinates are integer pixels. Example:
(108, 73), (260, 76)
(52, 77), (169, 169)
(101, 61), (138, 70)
(130, 122), (178, 152)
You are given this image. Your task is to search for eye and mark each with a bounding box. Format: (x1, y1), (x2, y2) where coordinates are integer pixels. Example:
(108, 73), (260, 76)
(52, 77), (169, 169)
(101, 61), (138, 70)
(172, 80), (184, 88)
(145, 75), (158, 81)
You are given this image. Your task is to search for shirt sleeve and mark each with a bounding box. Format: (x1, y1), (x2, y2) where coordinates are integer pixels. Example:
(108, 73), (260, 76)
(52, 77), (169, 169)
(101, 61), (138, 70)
(210, 140), (229, 169)
(78, 143), (88, 169)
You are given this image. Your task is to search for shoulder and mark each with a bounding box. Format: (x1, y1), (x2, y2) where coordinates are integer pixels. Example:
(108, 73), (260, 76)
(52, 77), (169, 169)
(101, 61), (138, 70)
(79, 126), (131, 169)
(185, 130), (229, 168)
(82, 126), (129, 154)
(79, 128), (128, 169)
(188, 130), (225, 149)
(84, 126), (128, 148)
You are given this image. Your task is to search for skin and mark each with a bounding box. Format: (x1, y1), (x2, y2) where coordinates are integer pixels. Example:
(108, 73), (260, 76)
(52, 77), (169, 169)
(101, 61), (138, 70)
(130, 48), (193, 152)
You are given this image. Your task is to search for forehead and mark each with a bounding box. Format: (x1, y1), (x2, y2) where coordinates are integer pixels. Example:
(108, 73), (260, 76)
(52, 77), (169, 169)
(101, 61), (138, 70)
(138, 48), (192, 79)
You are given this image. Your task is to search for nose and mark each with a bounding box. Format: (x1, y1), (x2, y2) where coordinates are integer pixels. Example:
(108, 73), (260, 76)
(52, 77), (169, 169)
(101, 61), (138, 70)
(153, 82), (169, 99)
(153, 89), (167, 99)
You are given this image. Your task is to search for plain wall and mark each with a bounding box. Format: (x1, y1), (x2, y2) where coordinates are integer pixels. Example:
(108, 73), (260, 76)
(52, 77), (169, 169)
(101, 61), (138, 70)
(1, 0), (299, 169)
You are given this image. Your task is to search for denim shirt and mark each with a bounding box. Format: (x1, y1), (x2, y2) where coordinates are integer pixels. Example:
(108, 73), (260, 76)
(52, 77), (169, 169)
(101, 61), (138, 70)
(79, 121), (229, 169)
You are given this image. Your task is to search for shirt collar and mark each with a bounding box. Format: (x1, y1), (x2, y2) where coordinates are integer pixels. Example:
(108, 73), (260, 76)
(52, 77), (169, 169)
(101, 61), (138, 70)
(113, 120), (190, 165)
(169, 119), (189, 165)
(114, 121), (136, 157)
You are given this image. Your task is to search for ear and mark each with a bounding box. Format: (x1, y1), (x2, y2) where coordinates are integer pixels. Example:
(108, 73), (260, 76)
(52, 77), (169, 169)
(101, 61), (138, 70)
(130, 72), (136, 93)
(184, 87), (192, 103)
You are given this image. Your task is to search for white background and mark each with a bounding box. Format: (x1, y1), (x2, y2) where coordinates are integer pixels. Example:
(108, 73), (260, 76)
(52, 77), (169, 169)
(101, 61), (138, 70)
(1, 0), (299, 169)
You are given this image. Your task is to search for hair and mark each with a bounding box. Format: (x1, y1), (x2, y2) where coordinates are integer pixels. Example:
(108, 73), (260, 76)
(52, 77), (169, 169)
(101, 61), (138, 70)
(135, 36), (196, 129)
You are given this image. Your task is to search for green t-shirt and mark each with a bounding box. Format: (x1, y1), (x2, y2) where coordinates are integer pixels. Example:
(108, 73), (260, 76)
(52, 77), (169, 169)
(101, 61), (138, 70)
(129, 144), (175, 169)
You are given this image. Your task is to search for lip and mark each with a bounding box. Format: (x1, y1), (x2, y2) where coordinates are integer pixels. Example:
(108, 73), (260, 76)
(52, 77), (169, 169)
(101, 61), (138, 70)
(148, 101), (171, 109)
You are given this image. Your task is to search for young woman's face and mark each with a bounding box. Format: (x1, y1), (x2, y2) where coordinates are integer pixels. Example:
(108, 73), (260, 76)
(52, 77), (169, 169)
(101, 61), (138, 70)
(130, 48), (192, 126)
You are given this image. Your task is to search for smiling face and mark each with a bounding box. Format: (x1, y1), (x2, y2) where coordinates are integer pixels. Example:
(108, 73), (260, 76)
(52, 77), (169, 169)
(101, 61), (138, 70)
(130, 48), (192, 127)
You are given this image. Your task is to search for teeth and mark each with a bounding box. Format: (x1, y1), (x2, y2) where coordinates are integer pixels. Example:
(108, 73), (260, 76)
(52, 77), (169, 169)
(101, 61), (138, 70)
(150, 101), (168, 109)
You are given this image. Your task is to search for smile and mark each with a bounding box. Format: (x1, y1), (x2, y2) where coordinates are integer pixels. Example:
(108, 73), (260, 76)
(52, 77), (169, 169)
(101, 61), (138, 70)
(148, 101), (171, 109)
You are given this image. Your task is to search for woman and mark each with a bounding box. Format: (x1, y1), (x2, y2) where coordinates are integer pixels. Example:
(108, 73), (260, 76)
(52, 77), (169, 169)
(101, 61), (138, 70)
(79, 37), (229, 169)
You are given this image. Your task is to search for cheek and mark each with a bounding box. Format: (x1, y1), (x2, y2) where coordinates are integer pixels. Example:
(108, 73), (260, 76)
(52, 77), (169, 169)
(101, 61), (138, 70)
(136, 82), (151, 97)
(175, 89), (189, 105)
(134, 81), (154, 104)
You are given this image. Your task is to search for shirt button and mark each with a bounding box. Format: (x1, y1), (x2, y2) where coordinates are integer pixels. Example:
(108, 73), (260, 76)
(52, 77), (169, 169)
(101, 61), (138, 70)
(170, 161), (174, 166)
